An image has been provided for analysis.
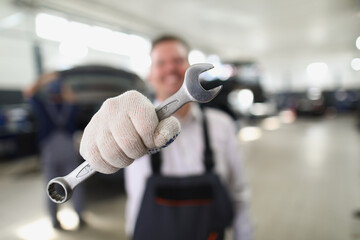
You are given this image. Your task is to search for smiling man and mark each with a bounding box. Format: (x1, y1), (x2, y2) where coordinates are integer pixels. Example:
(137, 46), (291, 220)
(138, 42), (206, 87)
(124, 35), (253, 240)
(79, 35), (252, 240)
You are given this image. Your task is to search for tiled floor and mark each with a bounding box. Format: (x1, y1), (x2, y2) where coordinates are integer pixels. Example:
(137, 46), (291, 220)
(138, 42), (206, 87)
(1, 114), (359, 240)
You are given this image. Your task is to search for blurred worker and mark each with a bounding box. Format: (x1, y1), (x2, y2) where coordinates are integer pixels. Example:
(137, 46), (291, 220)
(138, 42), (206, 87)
(79, 35), (252, 239)
(24, 72), (85, 230)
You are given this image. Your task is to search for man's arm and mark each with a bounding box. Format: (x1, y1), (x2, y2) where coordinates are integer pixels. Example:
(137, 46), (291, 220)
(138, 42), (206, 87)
(23, 72), (59, 98)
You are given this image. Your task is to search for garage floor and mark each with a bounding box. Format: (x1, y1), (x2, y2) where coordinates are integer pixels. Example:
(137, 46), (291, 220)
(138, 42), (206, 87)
(0, 114), (359, 240)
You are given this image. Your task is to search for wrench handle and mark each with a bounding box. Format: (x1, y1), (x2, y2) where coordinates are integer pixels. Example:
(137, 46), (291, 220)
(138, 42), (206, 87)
(47, 161), (96, 203)
(155, 86), (191, 120)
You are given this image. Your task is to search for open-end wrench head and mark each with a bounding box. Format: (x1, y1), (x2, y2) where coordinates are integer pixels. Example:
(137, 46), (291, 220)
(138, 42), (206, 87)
(184, 63), (223, 103)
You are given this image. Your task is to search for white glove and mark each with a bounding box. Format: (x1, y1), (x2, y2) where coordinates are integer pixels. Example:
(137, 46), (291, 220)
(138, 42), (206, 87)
(79, 90), (180, 174)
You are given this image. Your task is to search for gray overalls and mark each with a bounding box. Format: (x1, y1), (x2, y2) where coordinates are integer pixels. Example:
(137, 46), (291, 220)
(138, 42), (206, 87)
(133, 107), (234, 240)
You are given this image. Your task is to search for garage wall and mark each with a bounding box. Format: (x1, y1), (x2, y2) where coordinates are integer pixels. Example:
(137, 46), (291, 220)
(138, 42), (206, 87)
(0, 36), (36, 90)
(260, 51), (360, 93)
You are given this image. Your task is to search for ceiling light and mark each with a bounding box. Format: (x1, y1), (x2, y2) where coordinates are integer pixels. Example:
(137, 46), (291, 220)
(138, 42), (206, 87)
(306, 62), (328, 79)
(189, 50), (206, 65)
(36, 13), (151, 63)
(59, 41), (88, 59)
(36, 13), (68, 42)
(238, 89), (254, 109)
(351, 58), (360, 71)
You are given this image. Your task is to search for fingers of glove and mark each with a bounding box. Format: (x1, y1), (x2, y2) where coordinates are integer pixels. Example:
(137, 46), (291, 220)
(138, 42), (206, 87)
(80, 91), (155, 172)
(99, 91), (153, 159)
(125, 91), (158, 149)
(153, 116), (181, 148)
(109, 116), (147, 160)
(80, 90), (179, 172)
(80, 123), (119, 174)
(95, 127), (134, 169)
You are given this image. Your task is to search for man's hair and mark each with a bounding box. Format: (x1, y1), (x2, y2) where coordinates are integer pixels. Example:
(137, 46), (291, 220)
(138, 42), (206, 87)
(151, 35), (190, 53)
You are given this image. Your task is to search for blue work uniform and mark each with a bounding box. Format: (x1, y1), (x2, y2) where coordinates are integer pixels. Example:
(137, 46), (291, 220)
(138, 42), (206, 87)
(29, 95), (84, 226)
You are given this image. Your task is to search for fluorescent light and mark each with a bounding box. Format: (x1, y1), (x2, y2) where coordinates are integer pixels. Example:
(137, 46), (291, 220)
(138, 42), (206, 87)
(189, 50), (206, 64)
(130, 54), (151, 77)
(219, 64), (234, 81)
(67, 21), (92, 42)
(36, 13), (69, 42)
(356, 36), (360, 50)
(35, 13), (151, 66)
(228, 89), (254, 113)
(59, 41), (88, 58)
(306, 62), (328, 79)
(238, 89), (254, 109)
(351, 58), (360, 71)
(88, 26), (116, 53)
(204, 55), (233, 81)
(128, 34), (151, 56)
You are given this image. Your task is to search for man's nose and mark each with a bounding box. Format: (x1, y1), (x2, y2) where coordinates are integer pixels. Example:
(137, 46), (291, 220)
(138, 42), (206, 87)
(164, 61), (178, 74)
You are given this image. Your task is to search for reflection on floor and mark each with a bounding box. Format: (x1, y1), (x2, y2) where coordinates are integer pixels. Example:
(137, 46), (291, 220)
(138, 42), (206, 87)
(0, 114), (359, 240)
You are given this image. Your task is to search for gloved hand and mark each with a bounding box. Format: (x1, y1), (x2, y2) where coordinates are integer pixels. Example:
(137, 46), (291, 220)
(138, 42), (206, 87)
(79, 90), (180, 174)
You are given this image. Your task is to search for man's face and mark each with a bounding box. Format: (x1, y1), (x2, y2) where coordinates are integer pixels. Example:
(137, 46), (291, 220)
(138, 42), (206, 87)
(148, 40), (189, 101)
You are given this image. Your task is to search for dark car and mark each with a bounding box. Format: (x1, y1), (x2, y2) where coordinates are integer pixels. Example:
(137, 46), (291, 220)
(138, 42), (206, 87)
(0, 90), (37, 160)
(37, 65), (150, 129)
(0, 65), (149, 161)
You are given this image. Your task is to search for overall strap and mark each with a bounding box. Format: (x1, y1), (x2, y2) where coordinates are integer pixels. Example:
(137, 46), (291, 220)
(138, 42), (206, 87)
(151, 151), (161, 175)
(201, 106), (214, 172)
(150, 106), (214, 174)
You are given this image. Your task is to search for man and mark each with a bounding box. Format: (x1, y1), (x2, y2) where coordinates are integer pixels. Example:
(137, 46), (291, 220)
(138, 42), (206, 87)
(24, 72), (85, 230)
(80, 35), (252, 239)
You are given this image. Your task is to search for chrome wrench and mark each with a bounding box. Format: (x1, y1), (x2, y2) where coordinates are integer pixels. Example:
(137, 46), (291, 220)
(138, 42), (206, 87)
(47, 63), (222, 204)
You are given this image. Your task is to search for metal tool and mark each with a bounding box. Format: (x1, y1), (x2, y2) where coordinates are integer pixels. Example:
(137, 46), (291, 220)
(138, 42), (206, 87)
(47, 63), (222, 204)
